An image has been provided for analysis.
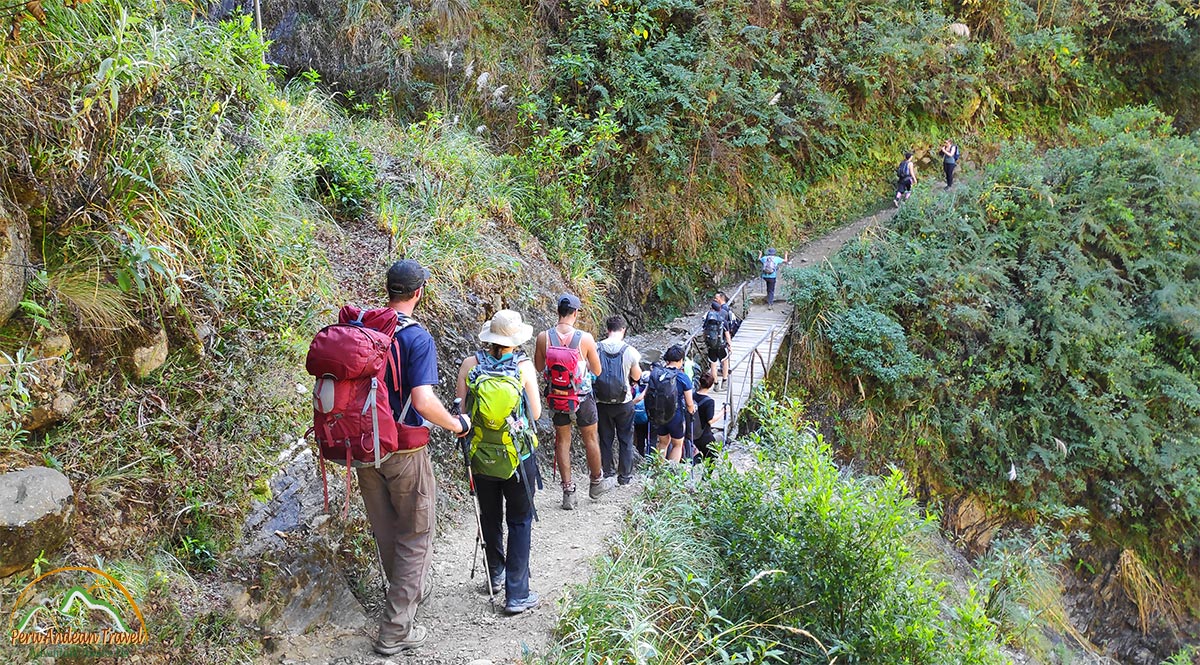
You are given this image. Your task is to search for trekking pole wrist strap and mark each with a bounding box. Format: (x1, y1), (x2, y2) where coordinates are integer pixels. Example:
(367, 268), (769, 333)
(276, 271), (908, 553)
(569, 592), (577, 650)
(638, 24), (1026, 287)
(457, 414), (470, 435)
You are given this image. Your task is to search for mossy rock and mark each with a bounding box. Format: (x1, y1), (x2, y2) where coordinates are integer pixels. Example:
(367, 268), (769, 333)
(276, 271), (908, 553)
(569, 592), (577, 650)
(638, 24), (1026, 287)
(0, 465), (75, 577)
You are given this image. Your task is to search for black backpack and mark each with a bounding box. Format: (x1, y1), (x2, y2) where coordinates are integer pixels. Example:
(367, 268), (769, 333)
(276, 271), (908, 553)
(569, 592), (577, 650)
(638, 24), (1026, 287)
(645, 363), (680, 426)
(703, 311), (725, 352)
(593, 343), (628, 404)
(896, 161), (910, 180)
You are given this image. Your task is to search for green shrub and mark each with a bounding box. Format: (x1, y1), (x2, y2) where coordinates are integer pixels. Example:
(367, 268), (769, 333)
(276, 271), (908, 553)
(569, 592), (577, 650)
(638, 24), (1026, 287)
(825, 305), (925, 395)
(303, 130), (377, 219)
(541, 394), (1007, 664)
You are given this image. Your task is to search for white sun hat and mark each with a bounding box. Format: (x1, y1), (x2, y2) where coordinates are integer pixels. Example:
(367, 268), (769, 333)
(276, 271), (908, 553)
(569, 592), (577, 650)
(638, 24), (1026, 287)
(478, 309), (534, 347)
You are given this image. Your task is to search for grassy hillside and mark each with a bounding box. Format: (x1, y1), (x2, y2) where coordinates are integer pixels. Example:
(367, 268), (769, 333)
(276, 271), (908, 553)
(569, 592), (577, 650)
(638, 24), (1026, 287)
(0, 0), (1197, 660)
(787, 106), (1200, 652)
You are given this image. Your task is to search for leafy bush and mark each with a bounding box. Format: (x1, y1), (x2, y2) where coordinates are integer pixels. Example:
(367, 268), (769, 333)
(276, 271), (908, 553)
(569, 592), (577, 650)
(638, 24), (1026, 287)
(541, 394), (1007, 664)
(530, 0), (1199, 307)
(825, 305), (925, 395)
(795, 106), (1200, 554)
(303, 130), (377, 219)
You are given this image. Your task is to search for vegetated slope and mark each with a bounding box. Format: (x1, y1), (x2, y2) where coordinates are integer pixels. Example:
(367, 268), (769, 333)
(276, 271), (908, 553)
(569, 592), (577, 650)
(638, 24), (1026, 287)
(0, 1), (581, 660)
(787, 106), (1200, 659)
(248, 0), (1200, 320)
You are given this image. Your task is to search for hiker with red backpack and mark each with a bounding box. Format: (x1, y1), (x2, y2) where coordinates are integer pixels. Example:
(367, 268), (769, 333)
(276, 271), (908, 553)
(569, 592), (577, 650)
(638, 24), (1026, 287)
(533, 294), (613, 510)
(592, 315), (643, 486)
(454, 310), (543, 615)
(308, 259), (470, 656)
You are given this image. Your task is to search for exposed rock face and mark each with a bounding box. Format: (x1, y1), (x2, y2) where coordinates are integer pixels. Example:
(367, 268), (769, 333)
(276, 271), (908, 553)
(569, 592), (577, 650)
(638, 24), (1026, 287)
(233, 441), (366, 637)
(942, 492), (1003, 556)
(609, 244), (655, 331)
(15, 348), (76, 432)
(0, 196), (31, 327)
(0, 466), (75, 577)
(130, 328), (168, 379)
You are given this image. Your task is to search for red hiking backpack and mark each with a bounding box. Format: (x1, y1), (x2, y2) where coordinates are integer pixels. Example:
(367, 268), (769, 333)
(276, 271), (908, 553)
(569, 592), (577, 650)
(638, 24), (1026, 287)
(306, 305), (422, 517)
(544, 328), (585, 413)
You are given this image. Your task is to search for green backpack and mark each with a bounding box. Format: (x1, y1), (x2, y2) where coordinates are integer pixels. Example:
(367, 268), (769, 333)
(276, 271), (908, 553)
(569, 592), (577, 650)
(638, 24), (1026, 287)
(466, 351), (537, 480)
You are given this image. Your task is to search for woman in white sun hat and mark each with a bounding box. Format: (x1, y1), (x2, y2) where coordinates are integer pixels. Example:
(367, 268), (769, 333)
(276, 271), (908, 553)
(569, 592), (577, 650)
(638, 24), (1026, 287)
(454, 309), (543, 615)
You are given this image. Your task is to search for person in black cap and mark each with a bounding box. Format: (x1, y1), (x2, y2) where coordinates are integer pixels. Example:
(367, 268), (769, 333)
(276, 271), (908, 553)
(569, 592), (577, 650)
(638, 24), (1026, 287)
(362, 259), (472, 655)
(533, 293), (611, 509)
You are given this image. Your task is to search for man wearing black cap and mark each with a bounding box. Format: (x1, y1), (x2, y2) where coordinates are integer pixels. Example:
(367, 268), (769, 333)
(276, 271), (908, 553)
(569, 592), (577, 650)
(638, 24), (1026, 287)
(360, 259), (472, 655)
(534, 293), (612, 510)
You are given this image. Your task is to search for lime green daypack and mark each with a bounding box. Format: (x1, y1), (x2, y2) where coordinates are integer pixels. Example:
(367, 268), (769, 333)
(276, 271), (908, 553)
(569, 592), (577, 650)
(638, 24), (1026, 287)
(466, 351), (537, 480)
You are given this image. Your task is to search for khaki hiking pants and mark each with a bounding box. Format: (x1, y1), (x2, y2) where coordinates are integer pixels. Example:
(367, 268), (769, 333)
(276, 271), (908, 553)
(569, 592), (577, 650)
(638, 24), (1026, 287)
(356, 445), (436, 642)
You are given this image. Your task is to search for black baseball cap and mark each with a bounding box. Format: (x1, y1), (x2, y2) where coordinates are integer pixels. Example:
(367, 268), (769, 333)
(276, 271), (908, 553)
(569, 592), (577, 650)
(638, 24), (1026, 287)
(387, 259), (429, 295)
(557, 293), (582, 312)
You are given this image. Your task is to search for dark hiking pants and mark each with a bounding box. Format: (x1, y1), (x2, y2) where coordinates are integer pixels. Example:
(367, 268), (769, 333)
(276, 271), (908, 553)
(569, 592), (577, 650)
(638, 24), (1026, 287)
(596, 400), (636, 482)
(475, 455), (537, 603)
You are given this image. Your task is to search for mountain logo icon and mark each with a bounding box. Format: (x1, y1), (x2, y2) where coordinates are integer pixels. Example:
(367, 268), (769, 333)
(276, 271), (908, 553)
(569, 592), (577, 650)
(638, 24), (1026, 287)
(7, 566), (148, 655)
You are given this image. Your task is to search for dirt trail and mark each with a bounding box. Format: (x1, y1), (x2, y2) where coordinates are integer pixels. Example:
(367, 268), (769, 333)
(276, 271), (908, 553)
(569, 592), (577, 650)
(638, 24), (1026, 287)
(263, 207), (895, 665)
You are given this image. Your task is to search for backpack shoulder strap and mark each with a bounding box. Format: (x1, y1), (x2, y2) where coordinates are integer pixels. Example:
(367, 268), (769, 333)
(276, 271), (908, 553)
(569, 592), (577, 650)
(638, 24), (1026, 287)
(388, 315), (424, 420)
(568, 330), (582, 350)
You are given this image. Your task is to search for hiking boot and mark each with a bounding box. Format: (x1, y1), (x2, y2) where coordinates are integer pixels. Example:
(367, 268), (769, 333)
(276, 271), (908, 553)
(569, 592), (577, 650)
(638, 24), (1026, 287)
(589, 476), (616, 499)
(893, 198), (900, 208)
(561, 484), (577, 510)
(374, 625), (427, 655)
(504, 591), (540, 615)
(618, 475), (632, 486)
(488, 571), (505, 595)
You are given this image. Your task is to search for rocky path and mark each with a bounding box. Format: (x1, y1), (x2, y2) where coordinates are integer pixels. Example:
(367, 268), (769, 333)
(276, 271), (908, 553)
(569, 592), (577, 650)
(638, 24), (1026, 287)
(258, 206), (896, 665)
(267, 471), (638, 665)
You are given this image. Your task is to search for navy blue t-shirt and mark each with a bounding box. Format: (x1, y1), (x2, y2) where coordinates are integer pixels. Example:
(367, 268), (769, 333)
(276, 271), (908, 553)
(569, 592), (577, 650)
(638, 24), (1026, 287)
(675, 370), (694, 410)
(386, 318), (440, 427)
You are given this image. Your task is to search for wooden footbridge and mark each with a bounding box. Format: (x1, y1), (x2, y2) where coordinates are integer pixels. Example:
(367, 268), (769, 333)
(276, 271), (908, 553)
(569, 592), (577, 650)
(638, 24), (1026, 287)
(685, 280), (792, 439)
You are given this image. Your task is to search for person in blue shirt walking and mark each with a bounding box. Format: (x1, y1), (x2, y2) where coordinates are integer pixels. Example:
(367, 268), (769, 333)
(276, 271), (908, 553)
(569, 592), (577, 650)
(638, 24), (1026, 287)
(759, 248), (789, 310)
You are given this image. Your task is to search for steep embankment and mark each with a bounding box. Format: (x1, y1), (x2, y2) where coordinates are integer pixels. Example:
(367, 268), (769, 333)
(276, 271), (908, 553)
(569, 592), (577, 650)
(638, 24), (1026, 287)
(785, 108), (1200, 662)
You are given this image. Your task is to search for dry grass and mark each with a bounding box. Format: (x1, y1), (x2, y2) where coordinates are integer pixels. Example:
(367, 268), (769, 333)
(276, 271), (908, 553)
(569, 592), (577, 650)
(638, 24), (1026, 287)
(1116, 548), (1182, 634)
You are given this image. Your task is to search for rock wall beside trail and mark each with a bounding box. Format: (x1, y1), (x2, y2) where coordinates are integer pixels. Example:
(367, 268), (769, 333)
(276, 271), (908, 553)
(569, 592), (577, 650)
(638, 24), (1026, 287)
(0, 196), (30, 327)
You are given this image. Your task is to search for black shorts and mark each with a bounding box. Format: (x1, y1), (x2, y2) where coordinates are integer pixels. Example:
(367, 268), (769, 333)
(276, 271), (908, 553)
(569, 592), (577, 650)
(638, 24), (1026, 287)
(706, 345), (728, 362)
(551, 393), (599, 428)
(896, 177), (913, 194)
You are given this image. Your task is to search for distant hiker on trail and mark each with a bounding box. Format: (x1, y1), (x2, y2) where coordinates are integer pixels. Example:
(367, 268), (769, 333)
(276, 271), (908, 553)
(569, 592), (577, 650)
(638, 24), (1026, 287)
(692, 371), (720, 461)
(647, 344), (696, 463)
(938, 139), (960, 188)
(534, 294), (613, 510)
(455, 309), (543, 615)
(592, 315), (643, 486)
(702, 300), (732, 388)
(894, 151), (917, 207)
(368, 260), (471, 655)
(759, 248), (789, 310)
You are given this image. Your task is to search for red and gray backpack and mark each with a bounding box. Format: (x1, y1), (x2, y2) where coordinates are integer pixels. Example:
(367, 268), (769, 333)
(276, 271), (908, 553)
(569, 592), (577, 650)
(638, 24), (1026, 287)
(305, 306), (422, 517)
(544, 328), (585, 413)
